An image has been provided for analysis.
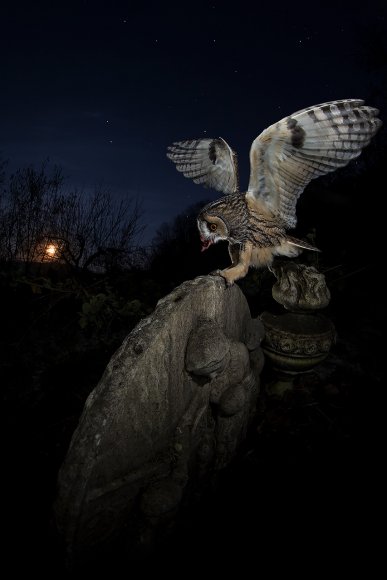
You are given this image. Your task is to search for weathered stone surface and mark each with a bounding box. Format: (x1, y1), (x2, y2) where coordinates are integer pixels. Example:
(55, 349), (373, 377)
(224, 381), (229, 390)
(244, 316), (265, 350)
(271, 261), (331, 311)
(185, 319), (230, 377)
(208, 341), (250, 404)
(140, 480), (183, 518)
(54, 275), (264, 562)
(219, 382), (247, 416)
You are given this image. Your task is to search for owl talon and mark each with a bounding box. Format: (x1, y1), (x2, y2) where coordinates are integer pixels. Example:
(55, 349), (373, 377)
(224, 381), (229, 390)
(209, 270), (231, 286)
(213, 270), (236, 286)
(209, 269), (224, 279)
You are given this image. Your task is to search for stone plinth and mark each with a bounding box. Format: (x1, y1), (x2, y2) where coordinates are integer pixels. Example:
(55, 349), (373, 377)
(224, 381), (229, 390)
(261, 262), (336, 395)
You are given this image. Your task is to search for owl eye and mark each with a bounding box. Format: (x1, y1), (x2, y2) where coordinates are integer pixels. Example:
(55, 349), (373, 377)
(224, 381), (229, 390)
(209, 223), (217, 232)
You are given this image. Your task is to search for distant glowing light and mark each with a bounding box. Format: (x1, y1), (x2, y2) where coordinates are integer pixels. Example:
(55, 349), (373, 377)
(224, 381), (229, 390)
(46, 244), (57, 257)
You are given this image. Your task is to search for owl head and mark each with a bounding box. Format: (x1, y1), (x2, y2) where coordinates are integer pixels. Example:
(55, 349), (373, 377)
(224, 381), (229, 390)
(197, 210), (229, 252)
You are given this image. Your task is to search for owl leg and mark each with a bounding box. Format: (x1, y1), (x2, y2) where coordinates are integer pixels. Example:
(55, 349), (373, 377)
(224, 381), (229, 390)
(227, 242), (240, 267)
(219, 242), (252, 286)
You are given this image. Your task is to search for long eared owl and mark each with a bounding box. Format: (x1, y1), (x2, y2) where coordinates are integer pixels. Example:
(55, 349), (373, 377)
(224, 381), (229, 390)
(167, 99), (382, 285)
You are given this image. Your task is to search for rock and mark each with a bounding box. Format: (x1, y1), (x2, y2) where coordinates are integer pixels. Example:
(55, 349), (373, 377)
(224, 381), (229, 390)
(54, 275), (264, 563)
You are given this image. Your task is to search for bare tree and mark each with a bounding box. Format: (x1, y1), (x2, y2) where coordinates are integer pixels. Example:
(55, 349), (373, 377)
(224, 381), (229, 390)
(0, 162), (144, 272)
(48, 187), (144, 271)
(0, 163), (63, 264)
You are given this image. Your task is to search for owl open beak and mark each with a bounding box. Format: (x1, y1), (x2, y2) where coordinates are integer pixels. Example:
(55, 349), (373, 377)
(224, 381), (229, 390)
(200, 237), (213, 252)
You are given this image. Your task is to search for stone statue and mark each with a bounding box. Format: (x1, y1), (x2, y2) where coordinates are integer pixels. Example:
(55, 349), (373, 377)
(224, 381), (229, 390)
(54, 275), (264, 567)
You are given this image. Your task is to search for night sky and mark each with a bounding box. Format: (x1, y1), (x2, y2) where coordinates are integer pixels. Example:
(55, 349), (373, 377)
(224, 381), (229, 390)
(1, 0), (386, 244)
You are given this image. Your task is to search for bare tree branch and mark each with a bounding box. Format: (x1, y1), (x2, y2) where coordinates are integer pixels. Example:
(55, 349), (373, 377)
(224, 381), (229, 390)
(0, 162), (144, 272)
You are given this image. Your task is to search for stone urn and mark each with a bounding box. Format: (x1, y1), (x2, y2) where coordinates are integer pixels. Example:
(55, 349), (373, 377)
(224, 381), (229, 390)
(260, 261), (336, 395)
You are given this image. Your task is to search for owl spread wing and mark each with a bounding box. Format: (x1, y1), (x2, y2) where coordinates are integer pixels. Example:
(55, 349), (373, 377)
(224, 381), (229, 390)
(167, 137), (239, 194)
(246, 99), (382, 228)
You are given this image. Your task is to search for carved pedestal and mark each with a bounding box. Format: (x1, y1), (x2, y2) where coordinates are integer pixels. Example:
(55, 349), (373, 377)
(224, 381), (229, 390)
(260, 262), (336, 396)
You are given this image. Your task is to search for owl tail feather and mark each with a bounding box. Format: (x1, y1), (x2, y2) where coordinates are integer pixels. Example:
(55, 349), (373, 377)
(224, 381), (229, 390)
(286, 236), (321, 252)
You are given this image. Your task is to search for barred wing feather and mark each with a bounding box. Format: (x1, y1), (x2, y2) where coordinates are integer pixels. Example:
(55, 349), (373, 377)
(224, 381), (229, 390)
(167, 137), (239, 195)
(246, 99), (382, 228)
